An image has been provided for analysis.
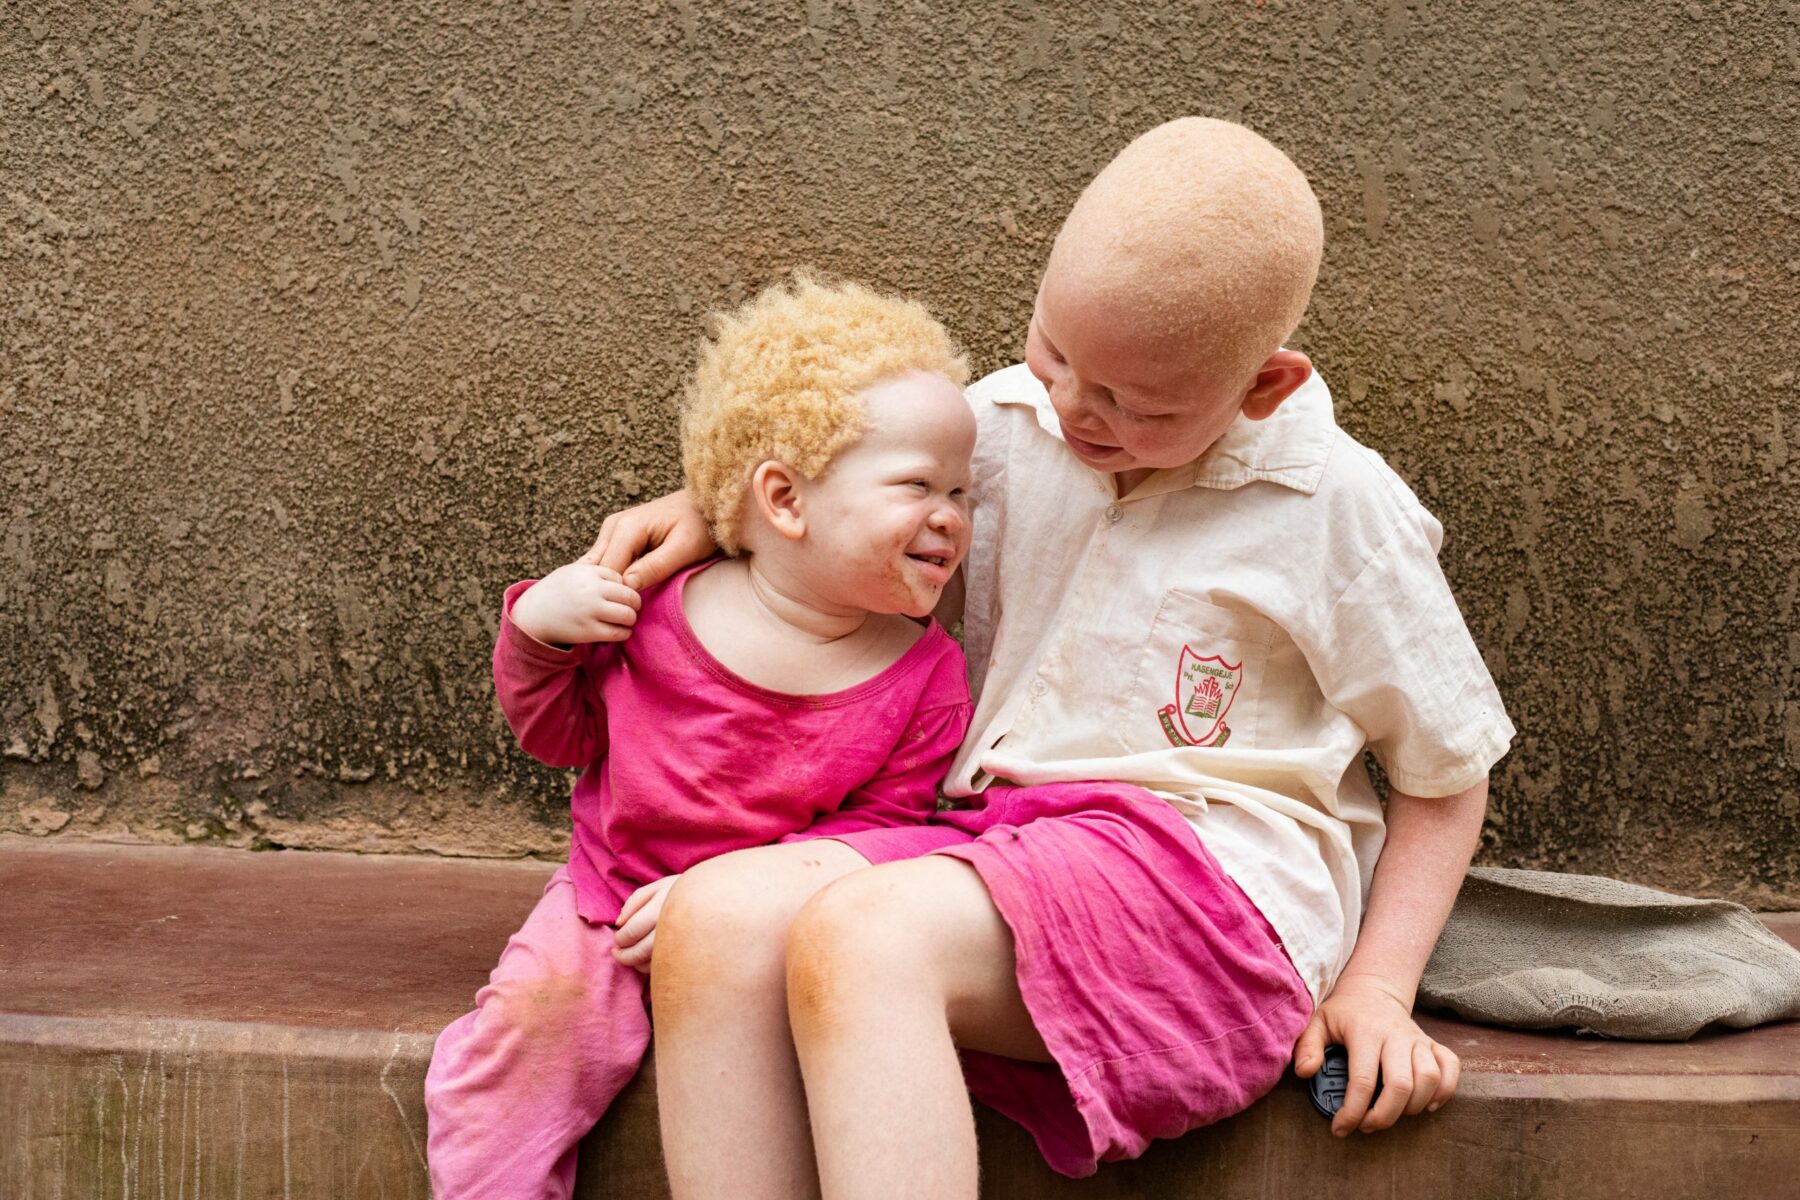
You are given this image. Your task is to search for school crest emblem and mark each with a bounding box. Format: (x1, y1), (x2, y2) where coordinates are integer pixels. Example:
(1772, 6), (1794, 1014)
(1157, 646), (1240, 748)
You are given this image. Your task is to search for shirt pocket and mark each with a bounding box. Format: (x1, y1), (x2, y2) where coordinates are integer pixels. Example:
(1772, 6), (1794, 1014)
(1123, 590), (1277, 752)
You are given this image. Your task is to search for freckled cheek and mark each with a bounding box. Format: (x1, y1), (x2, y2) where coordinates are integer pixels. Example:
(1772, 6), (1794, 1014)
(1122, 425), (1168, 461)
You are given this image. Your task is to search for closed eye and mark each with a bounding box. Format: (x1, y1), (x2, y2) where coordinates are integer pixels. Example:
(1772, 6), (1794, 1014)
(1117, 406), (1173, 422)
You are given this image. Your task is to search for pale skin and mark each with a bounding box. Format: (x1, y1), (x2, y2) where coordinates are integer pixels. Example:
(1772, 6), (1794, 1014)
(590, 272), (1489, 1199)
(516, 370), (975, 974)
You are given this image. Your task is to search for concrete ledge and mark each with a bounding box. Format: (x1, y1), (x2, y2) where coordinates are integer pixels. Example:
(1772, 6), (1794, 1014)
(4, 839), (1798, 1199)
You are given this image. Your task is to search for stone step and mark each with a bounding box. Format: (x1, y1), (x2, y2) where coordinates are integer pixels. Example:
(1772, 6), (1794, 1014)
(3, 839), (1796, 1199)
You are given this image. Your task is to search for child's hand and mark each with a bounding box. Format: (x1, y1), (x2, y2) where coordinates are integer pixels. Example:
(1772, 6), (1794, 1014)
(509, 560), (641, 648)
(1291, 973), (1460, 1137)
(612, 873), (681, 974)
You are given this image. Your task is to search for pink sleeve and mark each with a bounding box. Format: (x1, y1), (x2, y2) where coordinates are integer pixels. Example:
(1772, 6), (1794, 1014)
(784, 644), (972, 841)
(492, 579), (614, 769)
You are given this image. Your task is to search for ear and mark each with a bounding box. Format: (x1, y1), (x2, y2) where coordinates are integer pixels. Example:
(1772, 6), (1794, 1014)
(1240, 349), (1313, 421)
(749, 460), (807, 542)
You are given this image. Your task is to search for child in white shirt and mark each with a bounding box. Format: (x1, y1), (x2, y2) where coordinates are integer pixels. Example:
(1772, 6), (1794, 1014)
(596, 117), (1513, 1195)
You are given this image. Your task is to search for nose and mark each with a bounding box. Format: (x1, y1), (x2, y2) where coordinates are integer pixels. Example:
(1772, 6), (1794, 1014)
(929, 497), (969, 540)
(1055, 379), (1107, 429)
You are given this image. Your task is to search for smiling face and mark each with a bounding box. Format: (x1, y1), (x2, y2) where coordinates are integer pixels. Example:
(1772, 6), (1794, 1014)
(1025, 264), (1251, 477)
(786, 370), (977, 618)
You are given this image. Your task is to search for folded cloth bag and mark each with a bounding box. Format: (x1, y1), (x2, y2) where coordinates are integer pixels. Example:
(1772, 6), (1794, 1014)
(1418, 866), (1800, 1041)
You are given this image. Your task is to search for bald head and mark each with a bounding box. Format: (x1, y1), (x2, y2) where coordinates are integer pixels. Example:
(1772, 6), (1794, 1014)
(1047, 117), (1323, 384)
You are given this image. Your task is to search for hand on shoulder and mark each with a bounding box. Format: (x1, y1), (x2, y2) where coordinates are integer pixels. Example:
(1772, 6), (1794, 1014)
(586, 489), (716, 591)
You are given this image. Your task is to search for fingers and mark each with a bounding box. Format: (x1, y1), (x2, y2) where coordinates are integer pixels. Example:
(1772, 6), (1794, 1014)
(614, 895), (660, 946)
(598, 580), (640, 610)
(1332, 1038), (1382, 1137)
(565, 565), (637, 609)
(583, 513), (619, 566)
(611, 929), (653, 973)
(1292, 1012), (1327, 1079)
(1396, 1043), (1440, 1122)
(613, 875), (676, 957)
(591, 490), (714, 587)
(615, 880), (656, 927)
(587, 599), (640, 629)
(569, 569), (640, 644)
(1428, 1042), (1460, 1113)
(1358, 1038), (1415, 1132)
(1355, 1036), (1452, 1131)
(613, 877), (673, 973)
(620, 538), (693, 593)
(597, 518), (651, 578)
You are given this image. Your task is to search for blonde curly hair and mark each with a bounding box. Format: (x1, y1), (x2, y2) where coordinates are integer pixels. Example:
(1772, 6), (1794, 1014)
(680, 273), (969, 554)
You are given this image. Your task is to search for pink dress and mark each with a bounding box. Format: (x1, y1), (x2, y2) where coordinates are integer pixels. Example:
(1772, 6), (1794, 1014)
(809, 783), (1315, 1178)
(424, 560), (971, 1200)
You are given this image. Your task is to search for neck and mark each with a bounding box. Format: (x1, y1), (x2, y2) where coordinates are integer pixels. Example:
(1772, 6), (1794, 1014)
(1114, 466), (1155, 497)
(741, 556), (870, 644)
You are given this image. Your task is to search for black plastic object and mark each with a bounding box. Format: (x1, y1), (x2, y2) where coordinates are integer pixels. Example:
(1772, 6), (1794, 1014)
(1307, 1044), (1379, 1120)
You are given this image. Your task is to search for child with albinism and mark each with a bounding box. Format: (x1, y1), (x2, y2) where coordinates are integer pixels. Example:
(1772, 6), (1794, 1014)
(597, 117), (1516, 1197)
(423, 276), (979, 1199)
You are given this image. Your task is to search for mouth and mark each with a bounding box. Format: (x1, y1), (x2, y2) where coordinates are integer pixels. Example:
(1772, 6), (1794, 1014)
(1060, 428), (1119, 460)
(904, 552), (955, 585)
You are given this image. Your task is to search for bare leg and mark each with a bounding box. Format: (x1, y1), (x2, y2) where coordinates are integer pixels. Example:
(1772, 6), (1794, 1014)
(651, 840), (873, 1200)
(786, 857), (1049, 1200)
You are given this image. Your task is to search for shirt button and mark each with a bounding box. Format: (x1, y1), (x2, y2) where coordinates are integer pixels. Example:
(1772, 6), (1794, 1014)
(1029, 677), (1048, 698)
(1104, 504), (1123, 524)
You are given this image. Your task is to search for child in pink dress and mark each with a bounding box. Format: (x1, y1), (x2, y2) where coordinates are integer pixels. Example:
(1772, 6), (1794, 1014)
(423, 276), (978, 1199)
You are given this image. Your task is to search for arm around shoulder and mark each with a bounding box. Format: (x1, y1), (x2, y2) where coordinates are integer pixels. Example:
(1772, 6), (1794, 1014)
(588, 488), (717, 591)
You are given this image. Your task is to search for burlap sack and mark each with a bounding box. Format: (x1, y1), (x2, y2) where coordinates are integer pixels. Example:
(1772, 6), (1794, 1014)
(1418, 866), (1800, 1041)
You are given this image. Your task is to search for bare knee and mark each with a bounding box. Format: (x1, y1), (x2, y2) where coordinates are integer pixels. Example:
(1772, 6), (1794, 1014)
(787, 872), (931, 1038)
(654, 851), (805, 1020)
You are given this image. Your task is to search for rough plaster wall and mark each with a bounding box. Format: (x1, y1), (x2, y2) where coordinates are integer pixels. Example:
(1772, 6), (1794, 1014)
(3, 1), (1797, 902)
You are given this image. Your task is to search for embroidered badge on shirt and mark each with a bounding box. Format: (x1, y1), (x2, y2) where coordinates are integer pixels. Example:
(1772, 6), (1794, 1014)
(1158, 647), (1240, 748)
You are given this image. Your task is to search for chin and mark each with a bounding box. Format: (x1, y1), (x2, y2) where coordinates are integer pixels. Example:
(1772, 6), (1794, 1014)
(894, 588), (941, 620)
(880, 594), (930, 620)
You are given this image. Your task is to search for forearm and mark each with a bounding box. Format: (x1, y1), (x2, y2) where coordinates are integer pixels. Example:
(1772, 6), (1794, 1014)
(494, 581), (607, 767)
(1337, 777), (1487, 1005)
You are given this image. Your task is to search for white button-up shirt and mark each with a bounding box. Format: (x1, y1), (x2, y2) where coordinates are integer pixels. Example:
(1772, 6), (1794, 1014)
(950, 364), (1515, 1001)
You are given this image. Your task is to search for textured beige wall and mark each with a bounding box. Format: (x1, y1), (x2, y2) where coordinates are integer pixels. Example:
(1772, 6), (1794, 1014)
(3, 2), (1797, 902)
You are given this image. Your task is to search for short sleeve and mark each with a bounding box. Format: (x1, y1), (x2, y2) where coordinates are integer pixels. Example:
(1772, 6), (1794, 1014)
(1303, 509), (1515, 796)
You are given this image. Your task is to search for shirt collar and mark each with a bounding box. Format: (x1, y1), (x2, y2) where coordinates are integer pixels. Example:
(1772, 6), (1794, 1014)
(998, 364), (1337, 499)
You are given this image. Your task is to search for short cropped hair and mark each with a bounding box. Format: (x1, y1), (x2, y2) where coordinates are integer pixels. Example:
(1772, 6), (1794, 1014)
(680, 274), (969, 555)
(1050, 117), (1324, 384)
